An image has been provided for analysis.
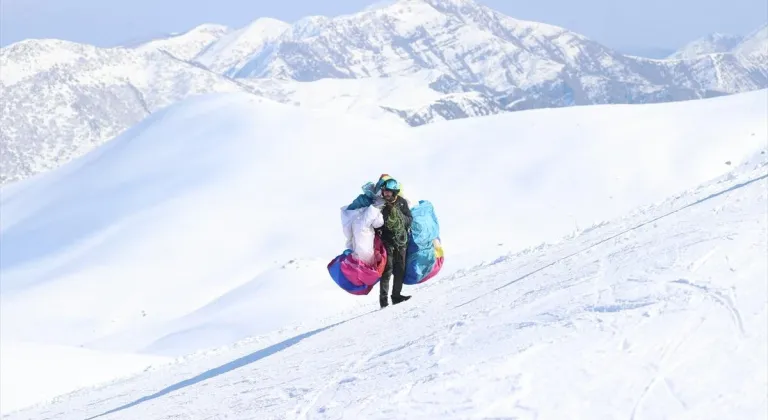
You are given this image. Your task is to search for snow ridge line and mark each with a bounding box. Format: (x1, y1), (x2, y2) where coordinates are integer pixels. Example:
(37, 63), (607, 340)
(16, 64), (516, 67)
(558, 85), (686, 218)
(454, 173), (768, 309)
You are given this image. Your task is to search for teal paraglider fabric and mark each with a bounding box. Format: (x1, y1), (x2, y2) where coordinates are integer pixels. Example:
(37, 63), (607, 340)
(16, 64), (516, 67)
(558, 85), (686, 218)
(346, 182), (376, 210)
(403, 200), (444, 285)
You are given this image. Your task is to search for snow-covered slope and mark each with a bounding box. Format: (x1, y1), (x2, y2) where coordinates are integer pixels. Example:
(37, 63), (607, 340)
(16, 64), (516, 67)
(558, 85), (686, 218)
(4, 99), (767, 420)
(1, 89), (766, 414)
(134, 23), (232, 61)
(668, 33), (744, 60)
(237, 70), (448, 123)
(0, 343), (169, 415)
(193, 18), (291, 75)
(669, 25), (767, 62)
(734, 24), (768, 63)
(0, 39), (261, 185)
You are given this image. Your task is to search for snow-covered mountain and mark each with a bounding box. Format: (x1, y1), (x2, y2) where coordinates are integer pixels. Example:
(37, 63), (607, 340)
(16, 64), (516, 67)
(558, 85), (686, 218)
(194, 18), (291, 75)
(733, 24), (768, 63)
(668, 24), (767, 61)
(194, 0), (766, 111)
(134, 23), (232, 61)
(1, 89), (766, 417)
(0, 39), (264, 184)
(668, 33), (745, 60)
(2, 0), (767, 185)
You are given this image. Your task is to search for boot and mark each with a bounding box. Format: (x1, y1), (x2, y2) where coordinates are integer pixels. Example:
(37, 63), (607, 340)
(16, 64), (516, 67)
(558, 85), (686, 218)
(392, 294), (411, 305)
(380, 295), (389, 309)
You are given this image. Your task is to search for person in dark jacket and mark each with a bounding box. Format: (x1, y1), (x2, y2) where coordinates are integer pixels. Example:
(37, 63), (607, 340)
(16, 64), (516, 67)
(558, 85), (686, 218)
(375, 177), (413, 308)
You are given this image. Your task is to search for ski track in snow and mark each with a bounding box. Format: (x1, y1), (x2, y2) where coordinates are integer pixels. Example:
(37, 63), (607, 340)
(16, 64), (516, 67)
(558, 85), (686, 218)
(6, 152), (767, 420)
(670, 278), (746, 337)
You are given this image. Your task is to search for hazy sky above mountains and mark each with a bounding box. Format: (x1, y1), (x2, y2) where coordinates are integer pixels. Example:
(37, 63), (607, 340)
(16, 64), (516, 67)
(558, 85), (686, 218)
(1, 0), (766, 53)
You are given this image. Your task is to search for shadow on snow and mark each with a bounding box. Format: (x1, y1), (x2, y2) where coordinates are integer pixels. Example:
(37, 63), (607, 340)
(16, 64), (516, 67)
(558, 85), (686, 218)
(82, 172), (767, 418)
(86, 310), (375, 419)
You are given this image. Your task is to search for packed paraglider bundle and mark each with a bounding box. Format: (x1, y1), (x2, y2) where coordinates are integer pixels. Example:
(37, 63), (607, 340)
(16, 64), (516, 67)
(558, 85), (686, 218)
(327, 174), (444, 296)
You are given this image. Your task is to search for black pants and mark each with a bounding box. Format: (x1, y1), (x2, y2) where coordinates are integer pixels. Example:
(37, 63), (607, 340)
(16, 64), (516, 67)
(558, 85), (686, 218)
(380, 244), (407, 299)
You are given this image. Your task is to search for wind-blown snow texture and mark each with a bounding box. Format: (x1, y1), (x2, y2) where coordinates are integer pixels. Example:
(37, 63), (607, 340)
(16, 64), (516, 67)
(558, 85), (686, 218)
(1, 89), (766, 416)
(2, 0), (767, 184)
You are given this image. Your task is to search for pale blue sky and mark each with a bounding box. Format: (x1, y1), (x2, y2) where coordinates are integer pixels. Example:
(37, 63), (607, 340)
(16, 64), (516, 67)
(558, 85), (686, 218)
(1, 0), (766, 53)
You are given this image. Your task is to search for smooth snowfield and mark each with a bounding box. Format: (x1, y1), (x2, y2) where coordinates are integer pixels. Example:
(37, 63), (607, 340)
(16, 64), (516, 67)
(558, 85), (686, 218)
(6, 141), (767, 420)
(0, 342), (168, 414)
(239, 70), (449, 124)
(1, 90), (766, 413)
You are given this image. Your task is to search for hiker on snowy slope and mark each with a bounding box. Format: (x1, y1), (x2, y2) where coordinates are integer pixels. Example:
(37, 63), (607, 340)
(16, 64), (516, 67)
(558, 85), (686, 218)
(375, 177), (413, 308)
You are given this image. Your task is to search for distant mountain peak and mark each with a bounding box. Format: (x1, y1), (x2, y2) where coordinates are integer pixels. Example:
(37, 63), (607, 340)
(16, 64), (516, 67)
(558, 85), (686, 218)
(165, 23), (232, 38)
(365, 0), (478, 8)
(1, 3), (766, 186)
(668, 32), (744, 60)
(193, 17), (290, 74)
(363, 0), (399, 11)
(733, 23), (768, 59)
(133, 23), (232, 61)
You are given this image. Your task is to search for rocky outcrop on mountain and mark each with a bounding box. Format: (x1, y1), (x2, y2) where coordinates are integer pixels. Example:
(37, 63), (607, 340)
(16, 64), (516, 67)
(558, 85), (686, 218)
(1, 0), (766, 184)
(195, 0), (766, 122)
(0, 39), (256, 184)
